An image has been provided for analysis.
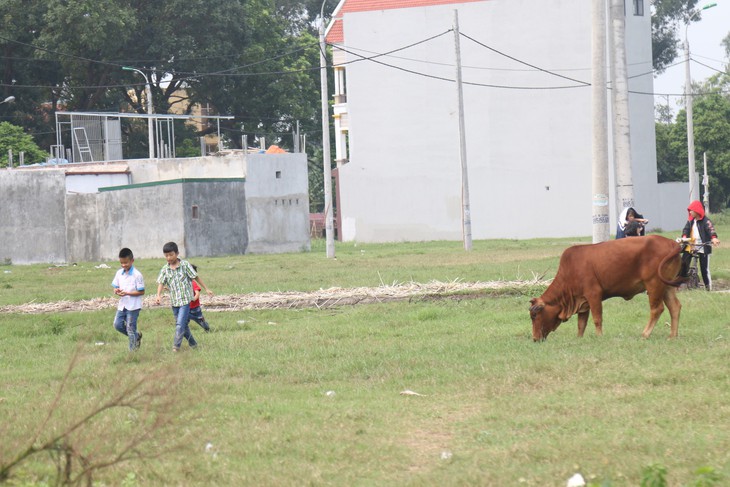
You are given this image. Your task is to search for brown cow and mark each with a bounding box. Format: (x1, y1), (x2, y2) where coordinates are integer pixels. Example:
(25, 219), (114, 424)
(529, 235), (683, 341)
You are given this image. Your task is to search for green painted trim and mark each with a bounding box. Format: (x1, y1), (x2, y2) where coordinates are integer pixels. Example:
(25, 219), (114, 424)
(99, 177), (246, 192)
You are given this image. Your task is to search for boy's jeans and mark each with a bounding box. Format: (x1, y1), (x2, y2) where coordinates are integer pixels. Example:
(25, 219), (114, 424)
(189, 306), (210, 331)
(172, 304), (197, 349)
(113, 308), (140, 351)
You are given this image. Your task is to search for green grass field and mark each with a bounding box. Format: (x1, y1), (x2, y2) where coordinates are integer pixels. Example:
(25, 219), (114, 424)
(1, 223), (729, 486)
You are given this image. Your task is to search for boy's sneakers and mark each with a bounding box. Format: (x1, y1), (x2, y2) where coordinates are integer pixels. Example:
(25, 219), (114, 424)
(172, 347), (179, 352)
(135, 332), (143, 349)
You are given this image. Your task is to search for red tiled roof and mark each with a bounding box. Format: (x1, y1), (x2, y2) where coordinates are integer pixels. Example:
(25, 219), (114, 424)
(327, 20), (344, 44)
(326, 0), (486, 43)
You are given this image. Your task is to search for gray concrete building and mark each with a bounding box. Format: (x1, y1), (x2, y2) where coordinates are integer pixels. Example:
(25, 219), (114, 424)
(1, 152), (310, 264)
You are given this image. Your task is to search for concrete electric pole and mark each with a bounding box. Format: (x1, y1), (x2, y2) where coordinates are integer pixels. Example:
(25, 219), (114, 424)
(591, 0), (610, 243)
(319, 1), (336, 258)
(609, 0), (635, 217)
(453, 10), (473, 251)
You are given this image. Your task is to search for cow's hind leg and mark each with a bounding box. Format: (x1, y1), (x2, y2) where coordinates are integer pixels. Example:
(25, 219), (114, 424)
(641, 289), (666, 339)
(663, 287), (681, 338)
(577, 310), (590, 337)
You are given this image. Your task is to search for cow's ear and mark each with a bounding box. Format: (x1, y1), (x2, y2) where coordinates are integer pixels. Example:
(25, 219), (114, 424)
(529, 298), (544, 313)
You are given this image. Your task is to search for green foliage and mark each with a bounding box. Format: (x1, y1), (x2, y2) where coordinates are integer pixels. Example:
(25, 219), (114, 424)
(0, 122), (48, 166)
(1, 0), (324, 170)
(175, 138), (200, 158)
(47, 316), (66, 336)
(691, 466), (723, 486)
(641, 464), (668, 487)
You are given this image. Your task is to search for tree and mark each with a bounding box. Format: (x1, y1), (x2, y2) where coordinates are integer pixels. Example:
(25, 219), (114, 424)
(0, 122), (48, 166)
(691, 74), (730, 210)
(651, 0), (699, 74)
(655, 72), (730, 211)
(0, 1), (67, 151)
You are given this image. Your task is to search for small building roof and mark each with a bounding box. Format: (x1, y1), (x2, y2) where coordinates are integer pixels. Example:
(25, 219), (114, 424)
(16, 161), (129, 175)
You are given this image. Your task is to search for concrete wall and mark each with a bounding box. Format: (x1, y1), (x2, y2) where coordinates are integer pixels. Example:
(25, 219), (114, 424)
(127, 153), (246, 184)
(3, 153), (310, 263)
(183, 180), (248, 257)
(245, 153), (310, 253)
(98, 182), (187, 260)
(0, 170), (67, 264)
(66, 193), (101, 262)
(72, 179), (249, 261)
(335, 0), (684, 242)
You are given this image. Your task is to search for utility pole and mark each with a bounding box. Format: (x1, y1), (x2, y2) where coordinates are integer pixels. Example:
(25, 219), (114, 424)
(702, 152), (709, 210)
(609, 0), (635, 217)
(453, 10), (472, 251)
(591, 0), (610, 243)
(684, 3), (717, 202)
(684, 38), (697, 202)
(319, 1), (336, 258)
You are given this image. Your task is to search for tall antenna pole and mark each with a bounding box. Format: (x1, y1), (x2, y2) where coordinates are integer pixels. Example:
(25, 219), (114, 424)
(453, 10), (472, 251)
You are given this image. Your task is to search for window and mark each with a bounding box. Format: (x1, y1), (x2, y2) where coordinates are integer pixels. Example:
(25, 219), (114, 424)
(275, 170), (282, 179)
(633, 0), (644, 16)
(191, 205), (199, 219)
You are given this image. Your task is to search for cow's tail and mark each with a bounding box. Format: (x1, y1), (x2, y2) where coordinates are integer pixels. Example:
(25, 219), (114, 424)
(658, 242), (686, 287)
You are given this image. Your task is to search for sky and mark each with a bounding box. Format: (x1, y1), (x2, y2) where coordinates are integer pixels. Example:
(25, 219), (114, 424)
(652, 2), (729, 113)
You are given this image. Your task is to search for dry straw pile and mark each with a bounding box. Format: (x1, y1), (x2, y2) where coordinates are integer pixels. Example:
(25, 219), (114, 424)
(1, 279), (548, 315)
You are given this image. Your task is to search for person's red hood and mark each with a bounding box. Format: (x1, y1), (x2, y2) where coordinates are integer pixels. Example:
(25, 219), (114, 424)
(687, 200), (705, 220)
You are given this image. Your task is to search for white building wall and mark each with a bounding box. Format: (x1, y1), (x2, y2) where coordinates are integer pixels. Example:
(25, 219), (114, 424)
(336, 0), (685, 242)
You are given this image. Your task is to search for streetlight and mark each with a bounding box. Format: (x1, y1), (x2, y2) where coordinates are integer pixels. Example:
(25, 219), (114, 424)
(684, 2), (716, 202)
(122, 66), (155, 159)
(319, 0), (335, 258)
(0, 96), (15, 104)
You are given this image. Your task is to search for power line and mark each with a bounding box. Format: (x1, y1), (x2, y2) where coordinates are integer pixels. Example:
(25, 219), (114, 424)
(331, 37), (589, 90)
(0, 33), (321, 83)
(458, 31), (590, 86)
(0, 33), (311, 67)
(0, 34), (126, 70)
(690, 57), (729, 75)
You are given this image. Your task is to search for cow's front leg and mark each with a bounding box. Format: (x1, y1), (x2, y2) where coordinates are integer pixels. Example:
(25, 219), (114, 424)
(577, 310), (590, 337)
(588, 299), (603, 336)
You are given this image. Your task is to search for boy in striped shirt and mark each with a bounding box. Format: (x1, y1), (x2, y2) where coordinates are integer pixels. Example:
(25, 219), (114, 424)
(155, 242), (213, 352)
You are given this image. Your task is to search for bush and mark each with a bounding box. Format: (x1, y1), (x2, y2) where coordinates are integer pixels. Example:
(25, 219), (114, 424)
(0, 122), (48, 166)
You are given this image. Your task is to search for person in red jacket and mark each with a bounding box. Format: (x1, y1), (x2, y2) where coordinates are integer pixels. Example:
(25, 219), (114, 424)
(681, 200), (720, 290)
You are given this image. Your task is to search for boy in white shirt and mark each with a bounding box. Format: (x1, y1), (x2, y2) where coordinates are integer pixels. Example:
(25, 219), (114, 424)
(112, 248), (146, 350)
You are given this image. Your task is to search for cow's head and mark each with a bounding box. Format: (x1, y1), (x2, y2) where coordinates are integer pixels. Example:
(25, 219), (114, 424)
(529, 298), (562, 341)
